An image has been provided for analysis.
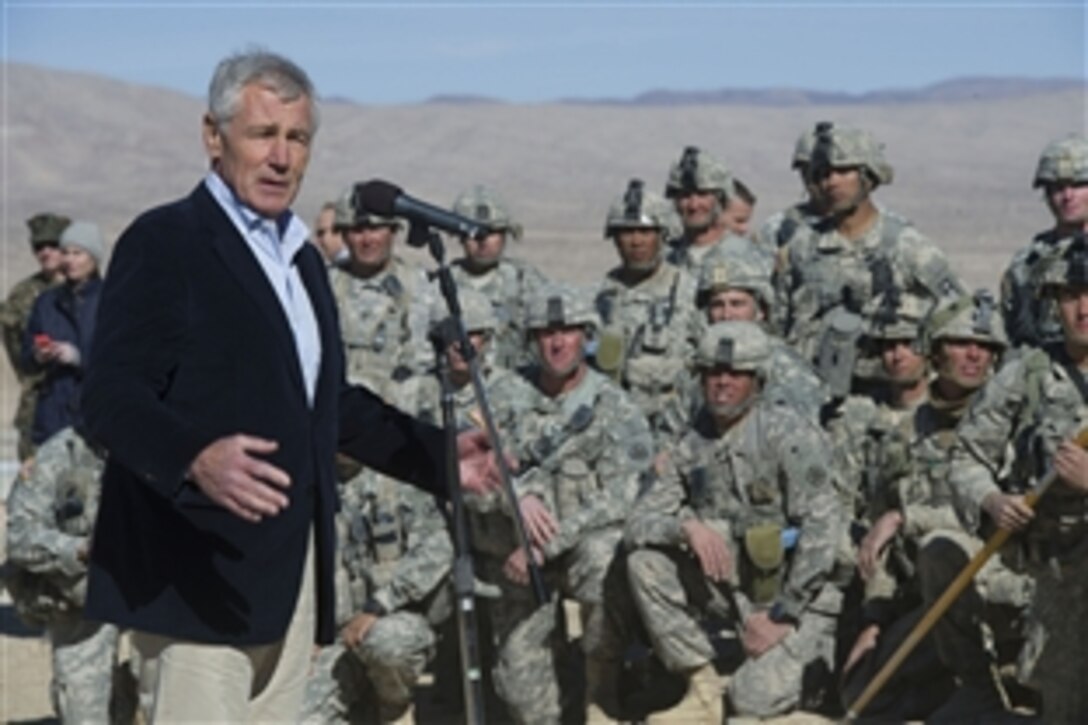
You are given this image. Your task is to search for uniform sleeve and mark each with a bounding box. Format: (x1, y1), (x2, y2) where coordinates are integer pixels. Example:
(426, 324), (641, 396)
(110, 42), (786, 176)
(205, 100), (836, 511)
(901, 227), (966, 300)
(6, 436), (86, 579)
(623, 455), (691, 550)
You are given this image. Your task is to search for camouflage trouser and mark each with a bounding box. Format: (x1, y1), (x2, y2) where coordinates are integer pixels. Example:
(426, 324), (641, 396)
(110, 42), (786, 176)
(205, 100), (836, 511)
(300, 611), (437, 723)
(626, 546), (839, 718)
(1019, 547), (1088, 723)
(484, 528), (622, 725)
(14, 384), (38, 461)
(50, 615), (120, 724)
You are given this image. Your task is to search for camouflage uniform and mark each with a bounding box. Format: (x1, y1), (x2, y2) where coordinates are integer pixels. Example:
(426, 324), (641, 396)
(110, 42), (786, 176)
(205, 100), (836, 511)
(449, 185), (549, 370)
(5, 427), (135, 724)
(330, 189), (437, 399)
(662, 146), (772, 273)
(1000, 135), (1088, 348)
(622, 322), (845, 718)
(0, 213), (68, 460)
(754, 127), (824, 255)
(949, 242), (1088, 722)
(300, 457), (453, 723)
(693, 244), (829, 420)
(843, 293), (1032, 719)
(594, 179), (701, 442)
(484, 286), (654, 724)
(775, 124), (964, 389)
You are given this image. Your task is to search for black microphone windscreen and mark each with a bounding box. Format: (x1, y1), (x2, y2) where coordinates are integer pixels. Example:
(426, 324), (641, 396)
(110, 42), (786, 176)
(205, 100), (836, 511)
(353, 180), (403, 216)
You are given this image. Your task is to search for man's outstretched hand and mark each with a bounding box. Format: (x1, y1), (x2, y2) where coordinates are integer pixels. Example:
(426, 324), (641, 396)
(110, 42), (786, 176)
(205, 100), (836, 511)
(457, 429), (516, 495)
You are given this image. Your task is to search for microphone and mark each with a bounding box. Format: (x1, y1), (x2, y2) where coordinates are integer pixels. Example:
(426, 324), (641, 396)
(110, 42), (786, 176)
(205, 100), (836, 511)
(352, 180), (487, 245)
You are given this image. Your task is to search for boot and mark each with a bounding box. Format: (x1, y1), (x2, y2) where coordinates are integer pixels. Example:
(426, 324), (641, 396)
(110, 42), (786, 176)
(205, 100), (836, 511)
(585, 656), (621, 724)
(646, 663), (724, 724)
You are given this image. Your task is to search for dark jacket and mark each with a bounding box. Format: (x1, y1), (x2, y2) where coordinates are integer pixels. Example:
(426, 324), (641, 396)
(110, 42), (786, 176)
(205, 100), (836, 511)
(83, 184), (446, 646)
(22, 276), (102, 445)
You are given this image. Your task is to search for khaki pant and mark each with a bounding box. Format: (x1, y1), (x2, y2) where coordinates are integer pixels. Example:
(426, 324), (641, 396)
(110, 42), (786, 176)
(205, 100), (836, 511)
(133, 531), (316, 723)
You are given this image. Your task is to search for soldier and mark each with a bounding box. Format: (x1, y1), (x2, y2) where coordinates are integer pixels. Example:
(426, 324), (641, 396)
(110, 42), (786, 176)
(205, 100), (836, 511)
(482, 284), (654, 724)
(313, 200), (349, 268)
(593, 178), (700, 442)
(949, 235), (1088, 723)
(330, 185), (436, 399)
(622, 321), (844, 721)
(755, 127), (826, 255)
(0, 212), (69, 460)
(842, 291), (1030, 720)
(6, 426), (136, 723)
(1000, 135), (1088, 348)
(775, 122), (964, 388)
(694, 244), (829, 420)
(449, 184), (549, 370)
(663, 146), (770, 273)
(721, 178), (757, 238)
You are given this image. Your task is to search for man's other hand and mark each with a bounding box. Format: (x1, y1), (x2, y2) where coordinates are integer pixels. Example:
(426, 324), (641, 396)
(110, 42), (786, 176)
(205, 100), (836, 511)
(189, 435), (291, 522)
(457, 429), (516, 495)
(682, 518), (733, 583)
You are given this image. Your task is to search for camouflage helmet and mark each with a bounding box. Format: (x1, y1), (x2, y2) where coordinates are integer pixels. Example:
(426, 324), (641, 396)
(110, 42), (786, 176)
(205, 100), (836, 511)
(26, 212), (71, 247)
(863, 289), (933, 342)
(695, 320), (772, 374)
(524, 284), (598, 333)
(1039, 233), (1088, 291)
(808, 122), (894, 187)
(451, 185), (523, 241)
(695, 246), (775, 312)
(664, 146), (733, 199)
(1033, 135), (1088, 189)
(458, 288), (499, 334)
(791, 126), (820, 170)
(604, 179), (675, 238)
(924, 290), (1007, 351)
(334, 185), (402, 230)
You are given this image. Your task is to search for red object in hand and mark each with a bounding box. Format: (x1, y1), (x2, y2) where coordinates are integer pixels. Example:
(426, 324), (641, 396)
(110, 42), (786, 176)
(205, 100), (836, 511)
(34, 334), (52, 349)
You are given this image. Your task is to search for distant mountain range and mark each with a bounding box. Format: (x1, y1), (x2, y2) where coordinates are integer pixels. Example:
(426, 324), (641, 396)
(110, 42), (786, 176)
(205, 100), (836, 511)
(422, 76), (1085, 106)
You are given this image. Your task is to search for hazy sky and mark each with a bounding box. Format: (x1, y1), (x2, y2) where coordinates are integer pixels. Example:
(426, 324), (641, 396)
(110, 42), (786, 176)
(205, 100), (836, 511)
(3, 1), (1085, 104)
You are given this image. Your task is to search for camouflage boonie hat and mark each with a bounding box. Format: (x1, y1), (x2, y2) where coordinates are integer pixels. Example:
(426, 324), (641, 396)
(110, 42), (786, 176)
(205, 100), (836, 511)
(808, 122), (894, 186)
(863, 289), (933, 342)
(604, 179), (675, 237)
(695, 246), (774, 311)
(664, 146), (733, 199)
(925, 290), (1007, 350)
(451, 185), (523, 241)
(791, 127), (820, 170)
(458, 288), (499, 334)
(695, 320), (771, 373)
(1033, 135), (1088, 189)
(334, 185), (402, 230)
(524, 284), (598, 332)
(1039, 233), (1088, 291)
(26, 212), (71, 247)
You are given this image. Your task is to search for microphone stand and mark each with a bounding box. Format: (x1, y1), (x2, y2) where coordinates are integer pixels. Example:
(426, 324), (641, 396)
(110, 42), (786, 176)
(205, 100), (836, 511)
(414, 224), (549, 725)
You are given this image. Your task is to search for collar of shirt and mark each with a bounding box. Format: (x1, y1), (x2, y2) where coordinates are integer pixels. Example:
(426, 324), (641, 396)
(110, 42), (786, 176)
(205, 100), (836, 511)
(204, 171), (310, 263)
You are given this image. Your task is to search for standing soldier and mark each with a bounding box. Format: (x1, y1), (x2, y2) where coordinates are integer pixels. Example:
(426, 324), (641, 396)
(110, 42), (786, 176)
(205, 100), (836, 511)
(664, 146), (769, 273)
(0, 212), (68, 460)
(312, 200), (350, 269)
(330, 185), (436, 399)
(1001, 135), (1088, 348)
(621, 321), (844, 721)
(594, 178), (700, 443)
(694, 245), (828, 420)
(449, 185), (549, 370)
(6, 426), (136, 723)
(949, 235), (1088, 723)
(776, 122), (963, 390)
(755, 126), (827, 255)
(485, 285), (654, 724)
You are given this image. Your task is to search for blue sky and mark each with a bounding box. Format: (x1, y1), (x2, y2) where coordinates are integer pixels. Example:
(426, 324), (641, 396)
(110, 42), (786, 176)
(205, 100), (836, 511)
(2, 1), (1085, 104)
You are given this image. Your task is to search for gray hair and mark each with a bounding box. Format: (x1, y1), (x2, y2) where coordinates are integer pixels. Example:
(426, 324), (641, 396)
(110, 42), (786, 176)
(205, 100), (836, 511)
(207, 48), (319, 134)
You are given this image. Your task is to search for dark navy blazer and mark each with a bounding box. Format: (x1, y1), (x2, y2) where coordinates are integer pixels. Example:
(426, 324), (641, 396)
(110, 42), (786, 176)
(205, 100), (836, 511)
(83, 184), (445, 646)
